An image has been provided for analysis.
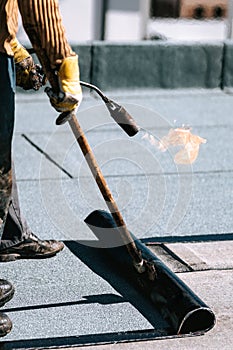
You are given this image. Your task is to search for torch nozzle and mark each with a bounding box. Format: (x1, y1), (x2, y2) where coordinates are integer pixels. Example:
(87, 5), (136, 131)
(80, 81), (140, 137)
(105, 100), (140, 137)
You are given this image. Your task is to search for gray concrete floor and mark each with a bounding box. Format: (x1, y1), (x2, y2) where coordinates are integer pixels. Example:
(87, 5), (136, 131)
(0, 88), (232, 349)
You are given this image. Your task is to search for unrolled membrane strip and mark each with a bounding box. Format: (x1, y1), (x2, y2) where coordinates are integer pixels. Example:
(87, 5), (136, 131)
(85, 210), (216, 335)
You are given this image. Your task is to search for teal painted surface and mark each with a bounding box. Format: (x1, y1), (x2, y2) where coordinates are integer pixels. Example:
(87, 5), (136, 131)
(72, 44), (92, 83)
(91, 41), (223, 89)
(72, 41), (224, 89)
(222, 40), (233, 88)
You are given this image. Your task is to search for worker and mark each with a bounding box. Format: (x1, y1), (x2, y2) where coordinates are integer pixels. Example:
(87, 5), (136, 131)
(0, 0), (82, 336)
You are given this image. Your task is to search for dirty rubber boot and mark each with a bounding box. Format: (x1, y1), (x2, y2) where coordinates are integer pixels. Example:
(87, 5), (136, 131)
(0, 279), (14, 307)
(0, 280), (14, 337)
(0, 232), (64, 262)
(0, 313), (12, 337)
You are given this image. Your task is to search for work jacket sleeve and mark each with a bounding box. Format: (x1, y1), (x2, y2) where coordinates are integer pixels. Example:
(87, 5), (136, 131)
(0, 0), (18, 55)
(18, 0), (75, 74)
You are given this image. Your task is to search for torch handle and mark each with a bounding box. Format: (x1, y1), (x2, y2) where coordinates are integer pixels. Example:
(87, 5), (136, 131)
(68, 112), (143, 266)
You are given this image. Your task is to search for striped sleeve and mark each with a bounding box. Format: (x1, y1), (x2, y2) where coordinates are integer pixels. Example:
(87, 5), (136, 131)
(0, 0), (18, 55)
(18, 0), (75, 71)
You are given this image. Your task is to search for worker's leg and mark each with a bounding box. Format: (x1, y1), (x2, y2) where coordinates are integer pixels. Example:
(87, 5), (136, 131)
(0, 167), (32, 249)
(0, 53), (15, 239)
(0, 53), (64, 260)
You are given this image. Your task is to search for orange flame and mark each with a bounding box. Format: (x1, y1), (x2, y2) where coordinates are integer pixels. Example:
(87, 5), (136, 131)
(143, 128), (207, 165)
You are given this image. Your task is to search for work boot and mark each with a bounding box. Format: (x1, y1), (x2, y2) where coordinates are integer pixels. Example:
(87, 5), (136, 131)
(0, 280), (14, 307)
(0, 313), (12, 337)
(0, 233), (64, 262)
(0, 280), (14, 337)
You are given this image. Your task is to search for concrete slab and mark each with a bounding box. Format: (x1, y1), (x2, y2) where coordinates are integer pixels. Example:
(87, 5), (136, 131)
(13, 135), (68, 181)
(165, 244), (208, 271)
(14, 90), (233, 188)
(145, 244), (191, 273)
(16, 179), (93, 242)
(167, 241), (233, 270)
(15, 170), (233, 244)
(155, 172), (233, 237)
(25, 122), (233, 180)
(24, 129), (181, 178)
(15, 90), (233, 135)
(112, 90), (233, 128)
(15, 93), (59, 134)
(15, 93), (99, 134)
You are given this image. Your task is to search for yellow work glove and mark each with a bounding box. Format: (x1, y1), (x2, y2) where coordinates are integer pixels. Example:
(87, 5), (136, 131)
(45, 55), (82, 113)
(10, 38), (44, 91)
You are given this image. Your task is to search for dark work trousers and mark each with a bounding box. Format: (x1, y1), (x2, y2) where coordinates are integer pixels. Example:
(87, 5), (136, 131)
(0, 53), (30, 250)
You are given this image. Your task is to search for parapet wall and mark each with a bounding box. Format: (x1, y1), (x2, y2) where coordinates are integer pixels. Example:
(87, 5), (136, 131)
(73, 41), (233, 90)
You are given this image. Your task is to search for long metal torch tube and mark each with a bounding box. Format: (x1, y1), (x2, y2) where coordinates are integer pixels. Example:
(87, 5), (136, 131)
(79, 81), (140, 137)
(80, 81), (109, 102)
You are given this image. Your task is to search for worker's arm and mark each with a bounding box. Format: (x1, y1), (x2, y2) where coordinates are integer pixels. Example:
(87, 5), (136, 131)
(0, 0), (18, 55)
(0, 1), (44, 91)
(18, 0), (82, 112)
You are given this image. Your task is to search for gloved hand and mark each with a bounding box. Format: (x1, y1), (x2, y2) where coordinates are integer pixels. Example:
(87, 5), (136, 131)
(45, 55), (82, 113)
(10, 38), (45, 91)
